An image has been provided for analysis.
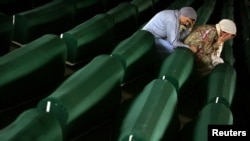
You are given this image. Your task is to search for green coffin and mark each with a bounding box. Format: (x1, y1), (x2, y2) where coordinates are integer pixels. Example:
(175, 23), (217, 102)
(0, 34), (67, 112)
(111, 30), (156, 83)
(118, 79), (179, 141)
(13, 0), (75, 44)
(200, 63), (236, 108)
(158, 47), (194, 91)
(107, 2), (138, 44)
(180, 103), (233, 141)
(61, 13), (115, 65)
(37, 54), (124, 139)
(0, 108), (63, 141)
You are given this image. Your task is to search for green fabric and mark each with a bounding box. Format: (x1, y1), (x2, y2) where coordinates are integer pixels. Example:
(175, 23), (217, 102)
(201, 63), (236, 107)
(194, 0), (216, 26)
(13, 0), (75, 44)
(0, 12), (13, 56)
(221, 41), (235, 65)
(118, 79), (179, 141)
(62, 13), (115, 64)
(0, 108), (63, 141)
(180, 103), (233, 141)
(111, 30), (156, 82)
(65, 0), (104, 25)
(0, 34), (67, 111)
(130, 0), (154, 25)
(102, 0), (123, 11)
(107, 2), (138, 43)
(37, 55), (124, 138)
(158, 47), (194, 91)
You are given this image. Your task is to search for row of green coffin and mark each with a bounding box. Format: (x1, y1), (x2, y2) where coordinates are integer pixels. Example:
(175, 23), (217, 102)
(1, 8), (236, 141)
(11, 0), (176, 64)
(0, 36), (236, 141)
(0, 0), (138, 58)
(0, 28), (153, 106)
(9, 0), (195, 64)
(0, 47), (236, 141)
(0, 44), (192, 141)
(11, 0), (158, 45)
(0, 96), (233, 141)
(12, 1), (141, 65)
(11, 0), (131, 44)
(0, 0), (103, 56)
(0, 54), (124, 141)
(61, 1), (141, 65)
(116, 54), (236, 141)
(179, 64), (235, 141)
(0, 34), (67, 128)
(114, 48), (193, 141)
(0, 52), (150, 140)
(12, 0), (104, 44)
(181, 65), (236, 140)
(0, 29), (156, 140)
(115, 82), (233, 141)
(0, 2), (237, 140)
(0, 20), (155, 114)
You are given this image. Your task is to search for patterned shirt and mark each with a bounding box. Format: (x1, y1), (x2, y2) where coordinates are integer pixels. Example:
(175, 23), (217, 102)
(184, 24), (223, 76)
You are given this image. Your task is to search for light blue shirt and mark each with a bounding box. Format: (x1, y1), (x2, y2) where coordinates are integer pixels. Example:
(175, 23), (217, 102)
(142, 9), (190, 49)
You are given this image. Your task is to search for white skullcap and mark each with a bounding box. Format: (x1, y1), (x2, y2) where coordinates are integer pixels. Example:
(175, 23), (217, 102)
(180, 7), (197, 20)
(219, 19), (237, 34)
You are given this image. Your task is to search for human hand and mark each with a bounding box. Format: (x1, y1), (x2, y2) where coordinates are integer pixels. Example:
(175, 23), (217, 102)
(217, 34), (227, 44)
(217, 31), (235, 44)
(189, 46), (197, 53)
(187, 20), (195, 31)
(211, 55), (224, 66)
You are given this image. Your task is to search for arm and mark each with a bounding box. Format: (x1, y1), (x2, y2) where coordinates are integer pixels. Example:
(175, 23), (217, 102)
(183, 28), (203, 53)
(167, 22), (189, 48)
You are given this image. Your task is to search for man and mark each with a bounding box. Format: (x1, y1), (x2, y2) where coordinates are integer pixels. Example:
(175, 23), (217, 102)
(184, 19), (237, 77)
(142, 6), (197, 59)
